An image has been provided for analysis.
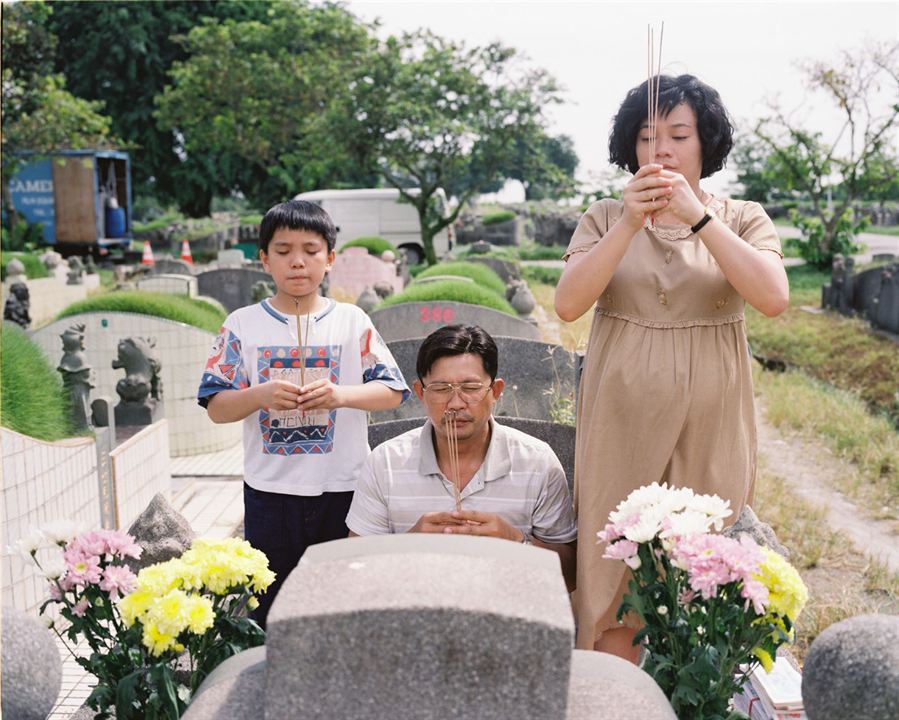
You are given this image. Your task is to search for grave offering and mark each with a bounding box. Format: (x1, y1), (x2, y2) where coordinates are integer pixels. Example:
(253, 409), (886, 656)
(58, 323), (96, 431)
(1, 605), (63, 720)
(370, 300), (540, 342)
(112, 336), (164, 427)
(3, 281), (31, 328)
(803, 614), (899, 720)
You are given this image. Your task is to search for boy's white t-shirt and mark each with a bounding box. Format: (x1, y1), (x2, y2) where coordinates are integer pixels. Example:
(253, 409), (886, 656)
(197, 298), (409, 496)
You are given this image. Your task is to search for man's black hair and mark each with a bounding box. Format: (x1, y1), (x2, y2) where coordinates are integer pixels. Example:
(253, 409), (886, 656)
(608, 74), (735, 179)
(416, 325), (498, 382)
(258, 199), (337, 253)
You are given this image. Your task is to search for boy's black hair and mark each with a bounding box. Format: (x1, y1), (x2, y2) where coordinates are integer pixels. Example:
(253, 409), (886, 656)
(258, 200), (337, 254)
(416, 325), (498, 382)
(609, 74), (735, 179)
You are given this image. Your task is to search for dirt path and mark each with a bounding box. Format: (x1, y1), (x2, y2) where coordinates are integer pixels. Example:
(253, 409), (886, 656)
(755, 400), (899, 573)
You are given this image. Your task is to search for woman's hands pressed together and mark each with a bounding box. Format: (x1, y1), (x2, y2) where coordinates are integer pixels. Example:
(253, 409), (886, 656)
(620, 163), (673, 230)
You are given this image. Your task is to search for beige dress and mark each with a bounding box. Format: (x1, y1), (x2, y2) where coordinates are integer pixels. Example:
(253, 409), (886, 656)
(564, 197), (782, 650)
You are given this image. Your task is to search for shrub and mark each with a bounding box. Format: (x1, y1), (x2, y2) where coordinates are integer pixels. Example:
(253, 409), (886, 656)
(1, 252), (50, 281)
(133, 211), (184, 236)
(416, 261), (506, 297)
(518, 244), (568, 261)
(1, 323), (73, 440)
(378, 280), (516, 315)
(1, 219), (45, 252)
(523, 265), (562, 286)
(340, 236), (398, 256)
(789, 208), (867, 270)
(238, 214), (263, 226)
(481, 210), (516, 226)
(58, 292), (226, 333)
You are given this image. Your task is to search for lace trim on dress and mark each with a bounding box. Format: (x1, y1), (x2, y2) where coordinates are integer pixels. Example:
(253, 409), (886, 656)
(594, 307), (745, 329)
(643, 196), (726, 242)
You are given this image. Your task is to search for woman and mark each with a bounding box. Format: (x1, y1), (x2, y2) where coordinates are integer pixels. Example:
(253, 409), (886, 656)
(555, 74), (788, 661)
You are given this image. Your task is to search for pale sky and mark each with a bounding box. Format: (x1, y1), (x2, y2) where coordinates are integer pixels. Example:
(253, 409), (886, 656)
(345, 0), (899, 198)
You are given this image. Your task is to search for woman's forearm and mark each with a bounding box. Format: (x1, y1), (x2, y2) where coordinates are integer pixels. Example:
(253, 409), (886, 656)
(696, 219), (789, 317)
(555, 218), (640, 322)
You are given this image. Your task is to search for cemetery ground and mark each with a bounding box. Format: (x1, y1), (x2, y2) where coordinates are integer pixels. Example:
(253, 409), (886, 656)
(529, 257), (899, 664)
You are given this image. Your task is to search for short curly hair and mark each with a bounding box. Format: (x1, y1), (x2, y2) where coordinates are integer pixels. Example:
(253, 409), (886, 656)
(608, 74), (734, 179)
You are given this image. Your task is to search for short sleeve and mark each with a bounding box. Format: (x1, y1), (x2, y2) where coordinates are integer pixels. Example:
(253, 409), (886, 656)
(197, 324), (249, 408)
(562, 199), (618, 261)
(345, 451), (391, 535)
(359, 319), (411, 402)
(738, 201), (783, 258)
(530, 452), (578, 544)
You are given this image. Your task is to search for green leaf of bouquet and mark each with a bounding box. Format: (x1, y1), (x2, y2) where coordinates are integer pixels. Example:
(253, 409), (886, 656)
(115, 668), (144, 719)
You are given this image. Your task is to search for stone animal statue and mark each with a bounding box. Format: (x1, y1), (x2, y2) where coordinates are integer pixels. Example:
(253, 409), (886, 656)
(112, 337), (163, 405)
(66, 256), (84, 285)
(3, 282), (31, 328)
(58, 323), (95, 430)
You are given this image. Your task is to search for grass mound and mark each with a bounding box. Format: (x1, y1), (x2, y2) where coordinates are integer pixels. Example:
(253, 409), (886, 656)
(340, 236), (398, 256)
(1, 252), (50, 281)
(1, 323), (73, 440)
(746, 266), (899, 423)
(416, 261), (506, 297)
(482, 210), (516, 226)
(58, 292), (226, 334)
(379, 280), (516, 315)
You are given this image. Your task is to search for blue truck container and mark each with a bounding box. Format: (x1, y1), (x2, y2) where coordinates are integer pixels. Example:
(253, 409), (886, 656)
(9, 149), (133, 251)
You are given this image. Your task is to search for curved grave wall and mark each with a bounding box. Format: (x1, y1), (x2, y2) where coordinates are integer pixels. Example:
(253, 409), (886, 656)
(30, 313), (240, 456)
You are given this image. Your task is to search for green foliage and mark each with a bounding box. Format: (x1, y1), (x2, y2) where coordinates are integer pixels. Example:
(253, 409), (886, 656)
(1, 220), (47, 253)
(238, 214), (263, 227)
(379, 280), (516, 315)
(47, 0), (273, 217)
(58, 292), (226, 334)
(1, 323), (73, 440)
(339, 236), (398, 256)
(788, 207), (867, 269)
(522, 265), (562, 286)
(154, 1), (379, 212)
(132, 211), (184, 236)
(416, 261), (506, 296)
(1, 251), (50, 280)
(337, 31), (567, 264)
(746, 266), (899, 423)
(517, 244), (568, 260)
(481, 210), (516, 226)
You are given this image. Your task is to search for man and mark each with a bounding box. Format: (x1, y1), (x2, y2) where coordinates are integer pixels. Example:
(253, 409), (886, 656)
(347, 325), (576, 589)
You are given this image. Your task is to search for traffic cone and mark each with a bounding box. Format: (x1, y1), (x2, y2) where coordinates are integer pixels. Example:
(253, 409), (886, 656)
(180, 238), (193, 265)
(141, 241), (155, 266)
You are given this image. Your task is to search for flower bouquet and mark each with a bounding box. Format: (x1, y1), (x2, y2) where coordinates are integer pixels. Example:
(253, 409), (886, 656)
(598, 483), (808, 720)
(18, 523), (274, 719)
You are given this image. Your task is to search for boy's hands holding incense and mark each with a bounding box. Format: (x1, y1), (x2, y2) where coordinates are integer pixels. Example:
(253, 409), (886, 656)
(443, 509), (525, 542)
(255, 379), (302, 411)
(296, 378), (345, 411)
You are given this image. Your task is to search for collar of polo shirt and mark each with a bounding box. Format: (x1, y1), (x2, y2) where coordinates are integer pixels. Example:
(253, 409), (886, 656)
(418, 417), (512, 483)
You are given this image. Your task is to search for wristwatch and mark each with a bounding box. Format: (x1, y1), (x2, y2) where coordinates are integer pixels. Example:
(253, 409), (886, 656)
(520, 531), (532, 545)
(690, 206), (714, 234)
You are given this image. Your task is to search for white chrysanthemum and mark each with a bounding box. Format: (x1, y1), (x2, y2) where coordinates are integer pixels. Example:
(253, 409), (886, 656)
(41, 520), (83, 546)
(622, 505), (668, 543)
(42, 556), (66, 580)
(12, 529), (45, 560)
(610, 483), (669, 525)
(685, 493), (732, 530)
(660, 509), (717, 539)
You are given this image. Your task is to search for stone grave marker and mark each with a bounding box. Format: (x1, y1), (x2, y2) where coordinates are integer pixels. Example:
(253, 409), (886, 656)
(153, 257), (194, 276)
(329, 247), (403, 299)
(138, 273), (198, 297)
(372, 336), (576, 423)
(370, 301), (540, 342)
(217, 249), (246, 268)
(196, 267), (274, 313)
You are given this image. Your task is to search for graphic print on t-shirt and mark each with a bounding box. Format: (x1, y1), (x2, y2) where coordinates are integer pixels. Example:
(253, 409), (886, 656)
(257, 344), (341, 454)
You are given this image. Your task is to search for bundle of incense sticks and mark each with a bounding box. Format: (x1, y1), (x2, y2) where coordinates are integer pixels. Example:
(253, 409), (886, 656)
(444, 409), (463, 511)
(294, 298), (311, 407)
(647, 22), (664, 164)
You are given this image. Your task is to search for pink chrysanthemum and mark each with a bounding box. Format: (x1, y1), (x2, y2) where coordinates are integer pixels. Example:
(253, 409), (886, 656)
(99, 564), (137, 600)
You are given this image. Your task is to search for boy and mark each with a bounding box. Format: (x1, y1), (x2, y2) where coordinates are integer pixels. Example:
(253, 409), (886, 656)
(198, 200), (408, 628)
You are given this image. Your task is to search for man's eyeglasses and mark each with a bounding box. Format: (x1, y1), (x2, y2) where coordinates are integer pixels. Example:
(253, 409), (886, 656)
(421, 381), (493, 404)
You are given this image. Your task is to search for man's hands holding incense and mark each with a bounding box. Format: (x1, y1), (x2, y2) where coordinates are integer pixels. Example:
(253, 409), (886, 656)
(441, 509), (524, 542)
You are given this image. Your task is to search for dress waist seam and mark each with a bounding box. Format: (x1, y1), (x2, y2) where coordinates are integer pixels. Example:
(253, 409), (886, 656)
(594, 307), (745, 329)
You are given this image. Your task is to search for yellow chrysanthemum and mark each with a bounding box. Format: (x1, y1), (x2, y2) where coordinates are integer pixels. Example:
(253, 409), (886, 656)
(752, 647), (774, 673)
(135, 560), (185, 594)
(146, 589), (190, 637)
(753, 549), (808, 622)
(247, 596), (259, 611)
(142, 621), (177, 657)
(185, 595), (215, 635)
(118, 588), (155, 627)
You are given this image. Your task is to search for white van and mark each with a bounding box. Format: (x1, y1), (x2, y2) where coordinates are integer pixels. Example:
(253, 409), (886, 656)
(293, 187), (453, 265)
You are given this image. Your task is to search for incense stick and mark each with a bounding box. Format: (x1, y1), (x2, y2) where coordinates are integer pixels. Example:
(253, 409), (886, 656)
(293, 298), (312, 401)
(647, 22), (664, 225)
(444, 410), (463, 511)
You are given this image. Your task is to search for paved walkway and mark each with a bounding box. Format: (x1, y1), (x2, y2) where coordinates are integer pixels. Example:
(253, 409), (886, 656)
(49, 445), (246, 718)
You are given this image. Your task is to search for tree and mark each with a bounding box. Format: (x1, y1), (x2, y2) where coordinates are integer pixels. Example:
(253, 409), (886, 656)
(46, 0), (272, 216)
(154, 1), (380, 211)
(337, 32), (568, 264)
(751, 42), (899, 267)
(1, 3), (120, 230)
